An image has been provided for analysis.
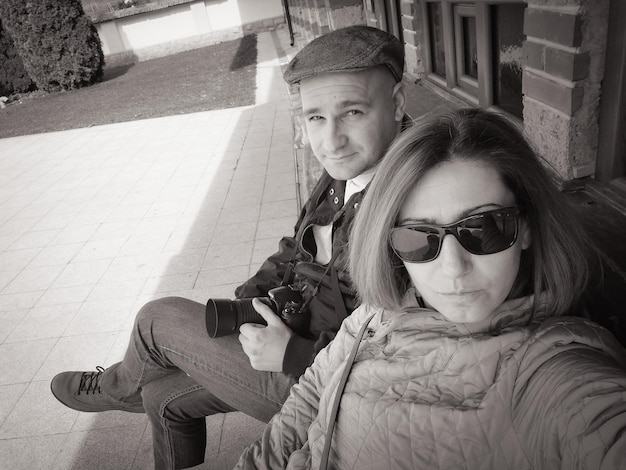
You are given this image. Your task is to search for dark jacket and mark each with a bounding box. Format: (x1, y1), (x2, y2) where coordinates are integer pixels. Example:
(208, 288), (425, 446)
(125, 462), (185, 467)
(235, 170), (364, 377)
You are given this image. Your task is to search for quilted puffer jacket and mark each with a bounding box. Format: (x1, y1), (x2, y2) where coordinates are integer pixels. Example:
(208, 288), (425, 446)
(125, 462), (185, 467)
(237, 293), (626, 469)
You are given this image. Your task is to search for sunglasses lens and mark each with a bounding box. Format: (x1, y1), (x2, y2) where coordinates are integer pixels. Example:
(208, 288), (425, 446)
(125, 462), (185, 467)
(459, 211), (517, 254)
(391, 209), (518, 262)
(390, 227), (441, 262)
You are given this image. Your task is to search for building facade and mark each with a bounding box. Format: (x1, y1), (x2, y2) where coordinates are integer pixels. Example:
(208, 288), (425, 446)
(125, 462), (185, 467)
(285, 0), (625, 189)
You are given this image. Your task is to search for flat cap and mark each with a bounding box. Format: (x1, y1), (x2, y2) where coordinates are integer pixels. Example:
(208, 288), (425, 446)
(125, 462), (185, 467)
(283, 25), (404, 85)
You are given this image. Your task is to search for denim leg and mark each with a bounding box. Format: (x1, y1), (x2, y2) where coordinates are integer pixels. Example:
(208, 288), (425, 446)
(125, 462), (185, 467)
(99, 297), (296, 468)
(142, 371), (235, 470)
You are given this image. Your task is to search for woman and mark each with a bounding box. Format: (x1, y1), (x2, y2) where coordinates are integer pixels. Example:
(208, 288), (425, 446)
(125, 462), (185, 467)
(236, 109), (626, 469)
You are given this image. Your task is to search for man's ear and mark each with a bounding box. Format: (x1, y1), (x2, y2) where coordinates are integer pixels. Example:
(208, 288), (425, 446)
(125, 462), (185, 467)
(392, 81), (406, 122)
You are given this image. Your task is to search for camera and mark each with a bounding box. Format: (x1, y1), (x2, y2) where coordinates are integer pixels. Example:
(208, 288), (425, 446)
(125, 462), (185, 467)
(205, 285), (310, 338)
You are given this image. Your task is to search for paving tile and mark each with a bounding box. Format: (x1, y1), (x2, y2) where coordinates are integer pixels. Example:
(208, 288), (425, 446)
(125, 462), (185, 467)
(0, 290), (44, 311)
(0, 28), (296, 468)
(28, 242), (84, 267)
(259, 199), (298, 220)
(211, 221), (258, 246)
(195, 265), (251, 289)
(141, 272), (198, 295)
(0, 270), (19, 292)
(63, 298), (136, 336)
(100, 254), (157, 283)
(51, 422), (148, 470)
(8, 228), (62, 250)
(216, 203), (261, 225)
(72, 237), (127, 262)
(0, 216), (40, 238)
(86, 278), (147, 302)
(150, 248), (206, 276)
(0, 380), (78, 439)
(2, 264), (65, 295)
(52, 223), (100, 245)
(0, 308), (28, 343)
(0, 382), (27, 426)
(0, 434), (68, 470)
(251, 238), (283, 265)
(256, 216), (296, 240)
(0, 247), (41, 272)
(0, 337), (57, 385)
(35, 285), (93, 308)
(30, 211), (78, 232)
(202, 242), (253, 270)
(52, 259), (112, 289)
(4, 303), (81, 343)
(33, 331), (118, 382)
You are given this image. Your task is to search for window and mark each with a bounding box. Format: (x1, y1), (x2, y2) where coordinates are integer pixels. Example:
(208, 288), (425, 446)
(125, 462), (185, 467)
(422, 1), (526, 118)
(491, 3), (525, 118)
(427, 2), (446, 78)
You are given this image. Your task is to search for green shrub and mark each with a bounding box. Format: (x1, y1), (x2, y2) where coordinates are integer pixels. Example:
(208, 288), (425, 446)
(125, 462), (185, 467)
(0, 0), (105, 92)
(0, 20), (35, 96)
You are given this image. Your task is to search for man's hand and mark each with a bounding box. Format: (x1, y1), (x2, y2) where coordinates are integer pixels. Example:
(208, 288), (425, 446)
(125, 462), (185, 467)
(239, 298), (293, 372)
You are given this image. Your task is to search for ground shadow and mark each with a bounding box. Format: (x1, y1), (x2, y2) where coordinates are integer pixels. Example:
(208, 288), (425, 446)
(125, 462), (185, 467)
(230, 34), (258, 71)
(101, 63), (136, 82)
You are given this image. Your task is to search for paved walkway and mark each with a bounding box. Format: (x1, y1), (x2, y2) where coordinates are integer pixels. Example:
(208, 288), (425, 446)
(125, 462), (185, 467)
(0, 29), (297, 469)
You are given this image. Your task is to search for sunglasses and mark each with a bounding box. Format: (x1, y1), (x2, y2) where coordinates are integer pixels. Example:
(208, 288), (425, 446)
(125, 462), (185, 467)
(390, 207), (520, 263)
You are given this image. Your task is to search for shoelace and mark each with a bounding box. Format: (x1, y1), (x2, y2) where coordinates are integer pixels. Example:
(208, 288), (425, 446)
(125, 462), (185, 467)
(77, 366), (105, 395)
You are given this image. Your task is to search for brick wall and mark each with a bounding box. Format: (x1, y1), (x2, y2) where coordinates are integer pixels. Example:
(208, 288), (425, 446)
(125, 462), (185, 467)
(394, 0), (610, 182)
(521, 0), (610, 181)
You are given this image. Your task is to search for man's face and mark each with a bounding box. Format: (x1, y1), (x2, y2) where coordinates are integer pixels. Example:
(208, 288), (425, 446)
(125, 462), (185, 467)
(299, 68), (405, 181)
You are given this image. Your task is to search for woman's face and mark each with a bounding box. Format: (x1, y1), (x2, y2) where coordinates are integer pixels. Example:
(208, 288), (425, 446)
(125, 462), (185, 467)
(398, 159), (531, 323)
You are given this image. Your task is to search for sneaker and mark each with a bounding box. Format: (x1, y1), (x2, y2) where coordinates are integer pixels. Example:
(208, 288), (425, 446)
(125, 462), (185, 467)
(50, 366), (144, 413)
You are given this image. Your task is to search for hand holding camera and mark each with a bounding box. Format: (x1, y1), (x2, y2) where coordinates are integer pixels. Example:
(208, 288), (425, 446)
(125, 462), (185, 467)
(205, 285), (311, 338)
(238, 298), (293, 372)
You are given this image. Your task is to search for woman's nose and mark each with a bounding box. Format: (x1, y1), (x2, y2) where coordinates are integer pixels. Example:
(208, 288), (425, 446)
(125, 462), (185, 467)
(438, 234), (471, 277)
(324, 120), (347, 151)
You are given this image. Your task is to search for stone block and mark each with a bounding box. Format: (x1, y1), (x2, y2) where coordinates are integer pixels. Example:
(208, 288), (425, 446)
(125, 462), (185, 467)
(400, 0), (416, 17)
(524, 8), (582, 47)
(403, 29), (418, 47)
(522, 70), (584, 114)
(523, 41), (544, 71)
(523, 97), (573, 180)
(402, 15), (416, 32)
(545, 48), (590, 81)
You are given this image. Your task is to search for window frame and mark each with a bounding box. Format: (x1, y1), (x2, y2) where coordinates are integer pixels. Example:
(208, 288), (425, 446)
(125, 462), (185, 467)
(421, 0), (524, 115)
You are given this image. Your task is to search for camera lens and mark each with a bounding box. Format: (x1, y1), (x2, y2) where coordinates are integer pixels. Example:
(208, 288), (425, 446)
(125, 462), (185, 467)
(205, 298), (266, 338)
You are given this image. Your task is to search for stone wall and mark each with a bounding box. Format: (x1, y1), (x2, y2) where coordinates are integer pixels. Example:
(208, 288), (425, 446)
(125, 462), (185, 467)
(96, 0), (285, 68)
(384, 0), (610, 182)
(522, 0), (610, 181)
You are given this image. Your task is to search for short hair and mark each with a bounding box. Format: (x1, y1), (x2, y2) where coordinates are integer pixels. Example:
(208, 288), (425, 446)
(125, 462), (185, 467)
(349, 108), (590, 317)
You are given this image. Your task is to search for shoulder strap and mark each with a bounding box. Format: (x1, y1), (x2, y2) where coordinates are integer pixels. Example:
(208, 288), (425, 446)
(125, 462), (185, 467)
(319, 313), (376, 470)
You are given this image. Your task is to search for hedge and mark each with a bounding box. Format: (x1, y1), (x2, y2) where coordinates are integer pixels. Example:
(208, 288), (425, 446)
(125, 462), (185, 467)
(0, 20), (35, 96)
(0, 0), (104, 92)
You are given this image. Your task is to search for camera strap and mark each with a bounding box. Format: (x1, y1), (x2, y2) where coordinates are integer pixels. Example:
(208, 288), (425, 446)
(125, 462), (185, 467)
(319, 312), (375, 470)
(297, 248), (341, 315)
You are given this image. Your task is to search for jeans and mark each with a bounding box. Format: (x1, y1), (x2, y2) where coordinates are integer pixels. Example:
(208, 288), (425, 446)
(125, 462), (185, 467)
(99, 297), (296, 470)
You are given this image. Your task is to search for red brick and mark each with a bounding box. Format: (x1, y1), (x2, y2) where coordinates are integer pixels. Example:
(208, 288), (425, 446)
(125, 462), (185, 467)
(522, 70), (584, 114)
(545, 48), (589, 81)
(524, 8), (582, 47)
(523, 41), (544, 71)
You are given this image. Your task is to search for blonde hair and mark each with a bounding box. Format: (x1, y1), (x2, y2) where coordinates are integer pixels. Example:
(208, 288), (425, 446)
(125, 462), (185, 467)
(349, 108), (589, 316)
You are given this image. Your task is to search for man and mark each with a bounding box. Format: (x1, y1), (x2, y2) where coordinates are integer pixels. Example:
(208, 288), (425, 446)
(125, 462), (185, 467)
(51, 25), (406, 470)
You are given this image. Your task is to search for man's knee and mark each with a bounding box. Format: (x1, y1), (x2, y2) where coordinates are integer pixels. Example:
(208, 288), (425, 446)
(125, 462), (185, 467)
(135, 296), (203, 325)
(141, 377), (213, 423)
